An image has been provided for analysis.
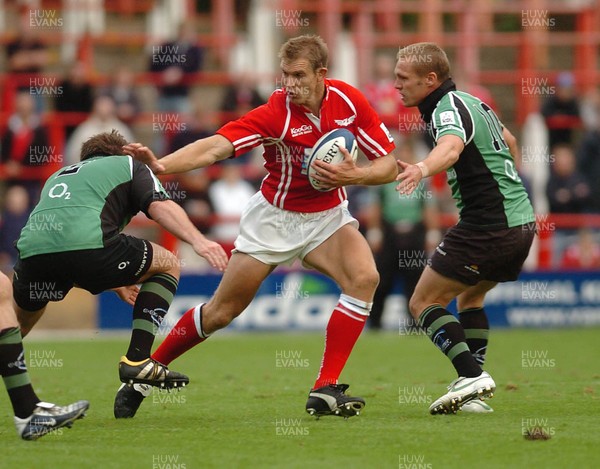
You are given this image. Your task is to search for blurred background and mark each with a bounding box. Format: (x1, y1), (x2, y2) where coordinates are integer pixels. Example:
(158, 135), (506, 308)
(1, 0), (599, 333)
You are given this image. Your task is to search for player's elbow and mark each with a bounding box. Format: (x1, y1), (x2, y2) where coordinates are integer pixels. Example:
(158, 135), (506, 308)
(437, 136), (463, 169)
(447, 147), (460, 167)
(205, 135), (235, 165)
(147, 199), (172, 222)
(0, 272), (12, 304)
(377, 154), (399, 183)
(503, 127), (517, 149)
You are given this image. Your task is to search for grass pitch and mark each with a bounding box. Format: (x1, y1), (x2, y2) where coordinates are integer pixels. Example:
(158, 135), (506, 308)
(1, 328), (598, 469)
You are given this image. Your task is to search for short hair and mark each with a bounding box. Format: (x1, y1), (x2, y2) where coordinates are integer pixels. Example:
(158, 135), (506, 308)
(80, 130), (128, 161)
(278, 35), (328, 71)
(397, 42), (451, 82)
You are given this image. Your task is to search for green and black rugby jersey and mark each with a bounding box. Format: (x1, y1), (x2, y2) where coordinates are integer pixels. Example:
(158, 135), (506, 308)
(418, 79), (535, 230)
(17, 155), (169, 258)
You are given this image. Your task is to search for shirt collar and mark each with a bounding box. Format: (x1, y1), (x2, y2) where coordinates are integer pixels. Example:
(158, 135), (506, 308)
(418, 78), (456, 123)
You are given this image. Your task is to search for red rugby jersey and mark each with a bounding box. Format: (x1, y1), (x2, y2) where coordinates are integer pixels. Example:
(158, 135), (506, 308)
(217, 78), (395, 213)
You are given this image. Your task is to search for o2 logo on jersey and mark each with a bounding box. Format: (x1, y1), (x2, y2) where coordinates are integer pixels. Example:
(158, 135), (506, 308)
(48, 183), (71, 199)
(48, 160), (91, 200)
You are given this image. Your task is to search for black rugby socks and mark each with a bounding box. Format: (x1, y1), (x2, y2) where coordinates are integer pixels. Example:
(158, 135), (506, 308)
(0, 328), (39, 418)
(458, 307), (489, 366)
(126, 273), (179, 361)
(418, 305), (482, 378)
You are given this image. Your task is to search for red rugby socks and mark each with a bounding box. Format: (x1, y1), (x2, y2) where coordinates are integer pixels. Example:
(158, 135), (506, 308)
(313, 295), (371, 389)
(152, 304), (208, 365)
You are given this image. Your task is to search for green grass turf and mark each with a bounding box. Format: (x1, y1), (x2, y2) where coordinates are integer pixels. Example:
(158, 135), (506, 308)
(1, 328), (599, 469)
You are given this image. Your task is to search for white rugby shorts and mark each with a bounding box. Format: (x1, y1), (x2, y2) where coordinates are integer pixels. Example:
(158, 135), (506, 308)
(233, 192), (359, 265)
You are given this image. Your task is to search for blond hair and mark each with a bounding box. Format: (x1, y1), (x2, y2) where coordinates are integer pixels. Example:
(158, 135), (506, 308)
(397, 42), (450, 81)
(278, 35), (328, 71)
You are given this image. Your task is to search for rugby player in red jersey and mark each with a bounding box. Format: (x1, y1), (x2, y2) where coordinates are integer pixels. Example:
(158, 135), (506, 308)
(118, 35), (398, 418)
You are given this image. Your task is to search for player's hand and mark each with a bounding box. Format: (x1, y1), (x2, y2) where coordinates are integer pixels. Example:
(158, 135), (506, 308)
(113, 285), (139, 306)
(395, 159), (422, 195)
(122, 143), (166, 174)
(192, 239), (229, 272)
(310, 147), (360, 189)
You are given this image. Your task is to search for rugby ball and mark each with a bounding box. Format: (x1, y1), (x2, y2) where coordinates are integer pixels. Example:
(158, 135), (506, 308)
(306, 128), (358, 191)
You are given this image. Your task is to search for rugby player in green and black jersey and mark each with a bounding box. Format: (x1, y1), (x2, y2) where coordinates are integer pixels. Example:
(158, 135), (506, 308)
(11, 131), (228, 417)
(394, 43), (535, 414)
(1, 270), (89, 440)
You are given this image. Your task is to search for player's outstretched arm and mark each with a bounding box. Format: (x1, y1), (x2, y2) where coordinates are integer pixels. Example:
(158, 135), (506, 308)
(396, 134), (463, 195)
(148, 200), (229, 271)
(124, 134), (234, 175)
(356, 153), (399, 185)
(502, 126), (519, 161)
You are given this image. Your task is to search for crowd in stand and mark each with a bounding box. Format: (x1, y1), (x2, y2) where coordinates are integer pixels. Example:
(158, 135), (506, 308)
(1, 18), (600, 276)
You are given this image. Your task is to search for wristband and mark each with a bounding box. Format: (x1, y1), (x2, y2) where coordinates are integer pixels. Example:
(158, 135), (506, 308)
(416, 161), (429, 178)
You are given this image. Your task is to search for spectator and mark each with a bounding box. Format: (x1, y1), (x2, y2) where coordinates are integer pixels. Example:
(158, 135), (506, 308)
(546, 143), (591, 214)
(61, 0), (105, 63)
(149, 20), (204, 114)
(452, 68), (499, 114)
(0, 185), (30, 274)
(346, 184), (374, 224)
(364, 141), (440, 330)
(0, 91), (51, 204)
(541, 72), (581, 149)
(168, 107), (215, 154)
(218, 76), (264, 165)
(577, 110), (600, 212)
(546, 143), (591, 266)
(560, 229), (600, 270)
(208, 162), (254, 244)
(176, 170), (214, 235)
(99, 65), (141, 125)
(6, 14), (48, 77)
(511, 143), (533, 200)
(65, 95), (134, 165)
(219, 72), (265, 125)
(580, 87), (600, 132)
(54, 61), (95, 139)
(5, 15), (50, 112)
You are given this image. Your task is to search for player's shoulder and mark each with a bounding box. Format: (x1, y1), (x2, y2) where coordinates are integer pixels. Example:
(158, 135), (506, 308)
(439, 90), (480, 108)
(453, 90), (483, 108)
(266, 88), (288, 106)
(47, 156), (134, 186)
(88, 154), (136, 178)
(433, 90), (470, 117)
(327, 79), (373, 117)
(92, 154), (133, 169)
(327, 79), (366, 101)
(243, 88), (287, 118)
